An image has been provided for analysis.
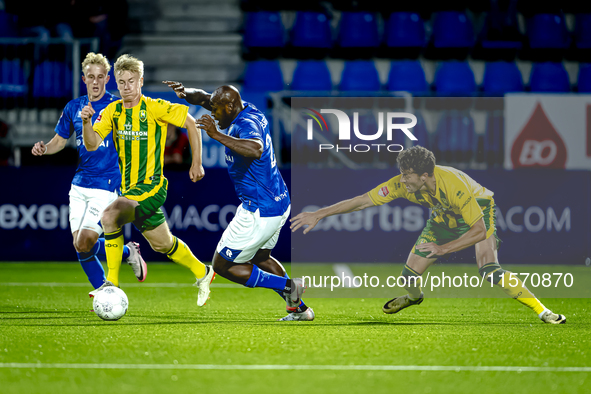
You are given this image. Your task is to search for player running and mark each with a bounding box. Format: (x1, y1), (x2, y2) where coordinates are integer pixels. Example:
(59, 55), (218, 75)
(32, 52), (146, 294)
(164, 81), (312, 321)
(291, 146), (565, 324)
(81, 55), (214, 306)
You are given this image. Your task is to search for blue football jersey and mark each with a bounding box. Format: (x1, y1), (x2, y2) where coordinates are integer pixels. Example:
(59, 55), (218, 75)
(224, 102), (290, 217)
(55, 92), (120, 192)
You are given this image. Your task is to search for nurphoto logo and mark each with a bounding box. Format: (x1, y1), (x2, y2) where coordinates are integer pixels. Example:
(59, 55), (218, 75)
(304, 108), (418, 153)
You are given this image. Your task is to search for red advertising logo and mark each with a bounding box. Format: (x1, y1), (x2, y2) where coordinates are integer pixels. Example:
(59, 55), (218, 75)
(511, 103), (567, 169)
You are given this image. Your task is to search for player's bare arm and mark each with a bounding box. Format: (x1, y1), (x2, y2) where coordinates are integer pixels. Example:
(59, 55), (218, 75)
(290, 193), (375, 234)
(81, 102), (103, 151)
(196, 114), (262, 159)
(32, 134), (68, 156)
(416, 218), (487, 258)
(185, 114), (205, 182)
(162, 81), (212, 110)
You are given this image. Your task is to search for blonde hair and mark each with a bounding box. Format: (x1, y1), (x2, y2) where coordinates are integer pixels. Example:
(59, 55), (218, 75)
(114, 54), (144, 79)
(81, 52), (111, 75)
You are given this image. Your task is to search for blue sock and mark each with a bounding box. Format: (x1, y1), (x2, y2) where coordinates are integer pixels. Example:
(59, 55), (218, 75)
(274, 272), (307, 310)
(96, 238), (130, 261)
(244, 264), (288, 291)
(77, 242), (106, 289)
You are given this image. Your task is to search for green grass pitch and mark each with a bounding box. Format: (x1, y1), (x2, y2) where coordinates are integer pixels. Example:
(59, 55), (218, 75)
(1, 262), (589, 394)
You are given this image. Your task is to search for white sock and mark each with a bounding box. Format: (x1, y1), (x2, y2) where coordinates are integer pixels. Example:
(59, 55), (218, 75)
(538, 308), (551, 319)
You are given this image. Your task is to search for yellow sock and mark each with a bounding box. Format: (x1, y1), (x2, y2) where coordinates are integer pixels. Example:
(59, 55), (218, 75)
(166, 237), (206, 279)
(479, 263), (546, 315)
(498, 271), (546, 315)
(104, 228), (124, 287)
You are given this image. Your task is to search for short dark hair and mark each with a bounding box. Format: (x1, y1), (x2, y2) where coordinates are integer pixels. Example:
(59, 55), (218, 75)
(396, 146), (436, 175)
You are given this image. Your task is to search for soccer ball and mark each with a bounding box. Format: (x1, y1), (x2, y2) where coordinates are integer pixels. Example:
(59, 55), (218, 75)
(93, 287), (128, 321)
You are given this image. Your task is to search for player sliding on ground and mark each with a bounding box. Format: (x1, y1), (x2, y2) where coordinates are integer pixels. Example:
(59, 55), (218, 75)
(32, 52), (146, 295)
(164, 81), (312, 321)
(291, 146), (565, 324)
(81, 55), (214, 305)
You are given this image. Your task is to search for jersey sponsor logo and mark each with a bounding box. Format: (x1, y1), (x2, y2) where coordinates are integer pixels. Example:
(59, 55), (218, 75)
(460, 196), (472, 210)
(139, 109), (147, 122)
(456, 190), (465, 199)
(510, 103), (567, 168)
(274, 191), (289, 202)
(117, 129), (148, 141)
(378, 186), (390, 197)
(225, 154), (234, 163)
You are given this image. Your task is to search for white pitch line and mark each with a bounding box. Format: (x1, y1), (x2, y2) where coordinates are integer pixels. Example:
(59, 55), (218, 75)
(0, 282), (242, 289)
(0, 363), (589, 372)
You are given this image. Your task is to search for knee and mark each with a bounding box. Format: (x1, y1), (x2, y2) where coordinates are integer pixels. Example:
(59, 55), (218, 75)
(75, 233), (98, 254)
(101, 205), (118, 227)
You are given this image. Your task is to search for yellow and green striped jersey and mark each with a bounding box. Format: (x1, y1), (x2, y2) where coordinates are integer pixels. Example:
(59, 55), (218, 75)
(93, 95), (189, 200)
(368, 165), (495, 228)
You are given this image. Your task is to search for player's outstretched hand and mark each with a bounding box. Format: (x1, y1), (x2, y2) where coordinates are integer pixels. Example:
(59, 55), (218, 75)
(81, 102), (94, 124)
(190, 164), (205, 183)
(196, 115), (218, 137)
(31, 141), (46, 156)
(290, 211), (321, 234)
(162, 80), (186, 98)
(416, 242), (445, 258)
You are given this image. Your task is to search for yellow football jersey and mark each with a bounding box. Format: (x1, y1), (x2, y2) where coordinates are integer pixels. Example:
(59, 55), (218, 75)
(368, 165), (495, 228)
(93, 95), (189, 195)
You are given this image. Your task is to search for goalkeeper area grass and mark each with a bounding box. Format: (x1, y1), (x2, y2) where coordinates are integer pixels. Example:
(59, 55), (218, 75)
(0, 262), (589, 394)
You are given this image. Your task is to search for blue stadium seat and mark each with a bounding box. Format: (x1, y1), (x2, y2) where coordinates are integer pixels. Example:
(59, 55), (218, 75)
(387, 60), (428, 93)
(432, 11), (474, 48)
(482, 61), (524, 94)
(0, 59), (27, 97)
(337, 12), (379, 48)
(574, 14), (591, 49)
(484, 112), (504, 166)
(340, 61), (381, 91)
(385, 12), (425, 48)
(291, 60), (332, 91)
(290, 11), (332, 49)
(411, 113), (430, 150)
(577, 63), (591, 92)
(244, 11), (285, 48)
(529, 62), (570, 92)
(436, 111), (475, 162)
(434, 61), (476, 94)
(33, 61), (72, 98)
(0, 10), (19, 37)
(527, 14), (569, 49)
(243, 60), (284, 91)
